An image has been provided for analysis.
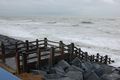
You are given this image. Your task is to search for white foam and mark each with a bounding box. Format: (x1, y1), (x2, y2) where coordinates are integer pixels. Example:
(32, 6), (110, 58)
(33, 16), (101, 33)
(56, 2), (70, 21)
(0, 16), (120, 67)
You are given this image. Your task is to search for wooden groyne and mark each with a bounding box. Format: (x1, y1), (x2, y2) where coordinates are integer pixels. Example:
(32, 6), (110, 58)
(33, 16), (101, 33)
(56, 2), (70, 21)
(0, 38), (114, 74)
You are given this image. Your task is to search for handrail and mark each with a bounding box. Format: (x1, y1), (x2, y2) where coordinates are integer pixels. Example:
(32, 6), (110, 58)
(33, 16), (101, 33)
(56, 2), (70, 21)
(38, 40), (44, 42)
(63, 43), (69, 47)
(0, 38), (115, 74)
(74, 46), (79, 50)
(47, 43), (58, 47)
(47, 40), (59, 44)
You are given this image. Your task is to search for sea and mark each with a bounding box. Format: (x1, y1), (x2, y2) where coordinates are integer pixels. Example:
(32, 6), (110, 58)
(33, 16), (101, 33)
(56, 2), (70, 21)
(0, 16), (120, 67)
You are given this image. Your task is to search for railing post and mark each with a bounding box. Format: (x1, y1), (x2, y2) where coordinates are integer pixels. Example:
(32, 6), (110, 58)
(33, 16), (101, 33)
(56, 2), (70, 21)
(15, 42), (20, 74)
(104, 55), (108, 64)
(59, 41), (64, 60)
(108, 58), (111, 64)
(1, 42), (5, 63)
(84, 52), (88, 61)
(36, 39), (41, 69)
(22, 40), (29, 73)
(36, 39), (39, 49)
(78, 48), (81, 59)
(96, 53), (100, 62)
(92, 55), (95, 62)
(26, 40), (29, 53)
(100, 56), (103, 63)
(90, 55), (93, 62)
(49, 47), (55, 67)
(37, 48), (41, 69)
(44, 38), (47, 50)
(22, 53), (28, 72)
(68, 43), (74, 62)
(81, 52), (84, 60)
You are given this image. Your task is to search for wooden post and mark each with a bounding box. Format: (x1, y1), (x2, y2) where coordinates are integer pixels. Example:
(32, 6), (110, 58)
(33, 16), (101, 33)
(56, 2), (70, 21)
(90, 55), (93, 62)
(67, 45), (70, 62)
(81, 52), (84, 60)
(36, 39), (41, 69)
(22, 53), (28, 72)
(108, 58), (111, 64)
(59, 41), (64, 60)
(44, 38), (47, 50)
(26, 40), (29, 53)
(78, 48), (81, 59)
(104, 55), (108, 64)
(49, 47), (55, 67)
(84, 52), (88, 61)
(96, 53), (100, 62)
(37, 48), (41, 69)
(100, 56), (103, 63)
(25, 40), (30, 72)
(15, 42), (20, 74)
(92, 55), (95, 62)
(68, 43), (74, 62)
(1, 42), (5, 63)
(36, 39), (39, 49)
(71, 43), (74, 57)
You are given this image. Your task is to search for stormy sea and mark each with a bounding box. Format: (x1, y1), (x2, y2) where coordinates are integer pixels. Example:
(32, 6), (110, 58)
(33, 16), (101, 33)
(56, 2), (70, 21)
(0, 16), (120, 67)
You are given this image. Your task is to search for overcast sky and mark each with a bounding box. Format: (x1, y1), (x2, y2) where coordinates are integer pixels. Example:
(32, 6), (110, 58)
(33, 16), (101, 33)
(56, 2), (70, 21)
(0, 0), (120, 17)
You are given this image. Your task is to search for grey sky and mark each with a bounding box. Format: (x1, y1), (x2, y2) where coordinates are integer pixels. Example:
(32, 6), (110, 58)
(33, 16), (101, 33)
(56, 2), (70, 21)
(0, 0), (120, 16)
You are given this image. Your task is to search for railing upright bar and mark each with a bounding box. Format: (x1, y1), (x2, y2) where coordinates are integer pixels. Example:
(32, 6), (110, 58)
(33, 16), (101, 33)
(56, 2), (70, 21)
(96, 53), (100, 62)
(22, 53), (28, 72)
(49, 47), (55, 67)
(44, 38), (48, 50)
(104, 55), (108, 64)
(59, 41), (64, 60)
(15, 42), (20, 74)
(37, 48), (41, 69)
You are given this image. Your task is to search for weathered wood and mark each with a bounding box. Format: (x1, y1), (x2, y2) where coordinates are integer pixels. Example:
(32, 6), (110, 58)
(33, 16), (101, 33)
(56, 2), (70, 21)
(68, 43), (74, 62)
(59, 41), (64, 60)
(71, 43), (74, 57)
(44, 38), (47, 49)
(0, 38), (114, 74)
(48, 40), (59, 44)
(1, 42), (5, 63)
(104, 55), (108, 64)
(81, 52), (84, 60)
(100, 56), (103, 63)
(96, 53), (100, 62)
(92, 55), (95, 62)
(49, 47), (55, 67)
(20, 53), (70, 70)
(15, 42), (20, 74)
(108, 58), (111, 64)
(36, 39), (39, 49)
(37, 48), (41, 69)
(84, 52), (88, 61)
(78, 48), (81, 59)
(24, 40), (29, 72)
(26, 40), (29, 54)
(22, 53), (28, 72)
(0, 53), (15, 59)
(90, 55), (93, 62)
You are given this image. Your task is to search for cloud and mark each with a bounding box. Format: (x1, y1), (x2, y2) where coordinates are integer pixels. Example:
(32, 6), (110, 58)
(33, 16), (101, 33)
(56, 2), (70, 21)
(0, 0), (119, 16)
(102, 0), (115, 4)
